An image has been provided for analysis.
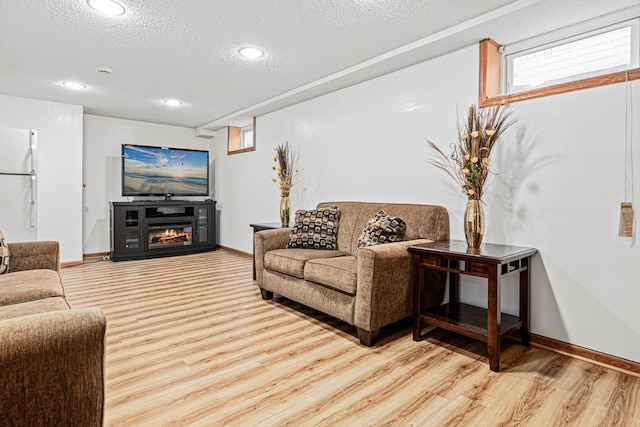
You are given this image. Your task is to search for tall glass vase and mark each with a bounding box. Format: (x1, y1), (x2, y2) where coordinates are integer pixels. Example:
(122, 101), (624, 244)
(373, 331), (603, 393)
(280, 195), (291, 227)
(464, 199), (484, 249)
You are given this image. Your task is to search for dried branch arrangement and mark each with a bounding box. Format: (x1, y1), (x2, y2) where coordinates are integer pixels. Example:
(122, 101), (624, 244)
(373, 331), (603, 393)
(426, 104), (516, 200)
(272, 141), (301, 197)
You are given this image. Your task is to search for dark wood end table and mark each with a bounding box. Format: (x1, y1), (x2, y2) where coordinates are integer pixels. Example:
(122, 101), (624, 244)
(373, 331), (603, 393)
(250, 222), (289, 280)
(408, 240), (538, 372)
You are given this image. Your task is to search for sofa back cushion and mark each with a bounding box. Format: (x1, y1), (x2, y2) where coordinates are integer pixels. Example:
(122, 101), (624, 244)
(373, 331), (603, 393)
(316, 201), (449, 255)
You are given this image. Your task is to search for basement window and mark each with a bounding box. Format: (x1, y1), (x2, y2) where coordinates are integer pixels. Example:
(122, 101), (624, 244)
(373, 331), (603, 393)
(241, 125), (254, 149)
(505, 20), (638, 93)
(479, 15), (640, 107)
(227, 118), (256, 155)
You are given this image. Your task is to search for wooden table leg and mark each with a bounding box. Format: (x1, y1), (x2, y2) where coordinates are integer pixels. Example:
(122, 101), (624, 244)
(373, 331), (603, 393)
(412, 253), (423, 341)
(251, 226), (257, 280)
(519, 257), (531, 346)
(449, 260), (459, 304)
(487, 265), (501, 372)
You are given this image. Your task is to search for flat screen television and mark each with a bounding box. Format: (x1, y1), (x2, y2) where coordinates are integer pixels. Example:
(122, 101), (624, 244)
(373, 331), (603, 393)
(122, 144), (209, 197)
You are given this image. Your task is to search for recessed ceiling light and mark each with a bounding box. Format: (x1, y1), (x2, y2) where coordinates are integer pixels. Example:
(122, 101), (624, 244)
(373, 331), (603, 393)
(87, 0), (125, 16)
(163, 99), (183, 107)
(238, 47), (264, 59)
(62, 81), (87, 90)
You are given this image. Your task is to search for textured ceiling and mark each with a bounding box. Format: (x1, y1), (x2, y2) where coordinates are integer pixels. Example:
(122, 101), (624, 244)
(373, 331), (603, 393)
(0, 0), (638, 131)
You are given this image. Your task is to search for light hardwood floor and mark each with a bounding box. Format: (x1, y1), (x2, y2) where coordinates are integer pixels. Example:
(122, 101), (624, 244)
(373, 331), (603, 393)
(61, 250), (640, 426)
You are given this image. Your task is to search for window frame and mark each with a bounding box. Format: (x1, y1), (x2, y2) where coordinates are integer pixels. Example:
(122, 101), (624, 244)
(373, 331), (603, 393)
(479, 15), (640, 107)
(227, 117), (256, 155)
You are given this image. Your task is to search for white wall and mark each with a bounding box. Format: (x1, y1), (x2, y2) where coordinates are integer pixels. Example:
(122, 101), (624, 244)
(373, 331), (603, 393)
(82, 115), (213, 255)
(0, 94), (84, 263)
(213, 44), (640, 363)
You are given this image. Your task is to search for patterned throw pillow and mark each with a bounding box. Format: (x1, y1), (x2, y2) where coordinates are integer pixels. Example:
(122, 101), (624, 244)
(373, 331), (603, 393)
(287, 207), (341, 250)
(356, 210), (406, 255)
(0, 229), (10, 274)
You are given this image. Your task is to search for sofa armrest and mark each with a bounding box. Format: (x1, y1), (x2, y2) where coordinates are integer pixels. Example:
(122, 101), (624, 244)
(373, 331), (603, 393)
(254, 228), (291, 286)
(0, 308), (106, 426)
(7, 241), (60, 273)
(354, 238), (446, 332)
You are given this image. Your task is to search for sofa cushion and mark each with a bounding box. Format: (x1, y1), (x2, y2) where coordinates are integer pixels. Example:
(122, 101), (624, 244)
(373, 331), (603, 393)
(0, 269), (65, 305)
(287, 207), (340, 250)
(355, 210), (406, 255)
(265, 248), (346, 278)
(304, 256), (357, 295)
(0, 229), (9, 274)
(0, 296), (70, 320)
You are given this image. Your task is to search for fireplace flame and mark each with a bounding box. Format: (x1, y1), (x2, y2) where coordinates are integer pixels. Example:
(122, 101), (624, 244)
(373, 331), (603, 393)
(150, 227), (190, 246)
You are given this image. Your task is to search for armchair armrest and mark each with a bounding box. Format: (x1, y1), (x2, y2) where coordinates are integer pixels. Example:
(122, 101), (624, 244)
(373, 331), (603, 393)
(0, 308), (106, 426)
(254, 228), (291, 286)
(7, 241), (60, 273)
(354, 238), (446, 332)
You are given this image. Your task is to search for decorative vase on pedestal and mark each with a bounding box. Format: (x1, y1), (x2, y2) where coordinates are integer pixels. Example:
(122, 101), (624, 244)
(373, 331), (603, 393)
(464, 199), (484, 249)
(280, 195), (291, 227)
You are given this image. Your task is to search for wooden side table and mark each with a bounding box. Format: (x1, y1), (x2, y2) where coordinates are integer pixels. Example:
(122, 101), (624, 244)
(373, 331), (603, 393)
(250, 222), (288, 280)
(408, 240), (538, 372)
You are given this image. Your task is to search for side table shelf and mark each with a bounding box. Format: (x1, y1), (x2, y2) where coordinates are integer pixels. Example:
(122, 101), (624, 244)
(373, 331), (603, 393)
(422, 302), (522, 343)
(408, 240), (538, 372)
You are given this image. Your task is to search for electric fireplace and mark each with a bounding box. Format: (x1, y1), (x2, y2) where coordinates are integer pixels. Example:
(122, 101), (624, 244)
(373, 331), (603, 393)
(147, 224), (193, 249)
(110, 200), (216, 261)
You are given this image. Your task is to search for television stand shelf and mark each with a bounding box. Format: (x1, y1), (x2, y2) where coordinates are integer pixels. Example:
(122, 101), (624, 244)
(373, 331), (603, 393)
(110, 200), (216, 261)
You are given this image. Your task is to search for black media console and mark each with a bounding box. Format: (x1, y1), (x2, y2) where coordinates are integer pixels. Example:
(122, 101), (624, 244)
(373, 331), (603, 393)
(110, 200), (216, 261)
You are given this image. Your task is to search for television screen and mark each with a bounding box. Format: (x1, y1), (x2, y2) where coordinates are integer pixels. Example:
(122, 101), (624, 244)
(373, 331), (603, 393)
(122, 144), (209, 197)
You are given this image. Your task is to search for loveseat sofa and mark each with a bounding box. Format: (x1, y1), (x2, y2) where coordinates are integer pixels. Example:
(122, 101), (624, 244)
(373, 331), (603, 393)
(0, 239), (106, 426)
(254, 201), (449, 346)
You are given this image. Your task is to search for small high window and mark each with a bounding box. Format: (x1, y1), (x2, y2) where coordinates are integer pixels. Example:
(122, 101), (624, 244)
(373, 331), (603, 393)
(505, 21), (638, 93)
(241, 125), (254, 149)
(227, 118), (256, 155)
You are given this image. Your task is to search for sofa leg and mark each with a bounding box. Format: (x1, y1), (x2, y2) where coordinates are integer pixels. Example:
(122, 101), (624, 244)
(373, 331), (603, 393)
(260, 289), (274, 300)
(356, 327), (380, 346)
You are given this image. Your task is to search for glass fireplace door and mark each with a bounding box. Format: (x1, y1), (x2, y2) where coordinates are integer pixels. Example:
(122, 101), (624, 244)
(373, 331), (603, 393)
(147, 224), (193, 249)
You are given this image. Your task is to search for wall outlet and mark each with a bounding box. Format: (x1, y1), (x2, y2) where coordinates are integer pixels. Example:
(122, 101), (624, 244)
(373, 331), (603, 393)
(619, 202), (634, 237)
